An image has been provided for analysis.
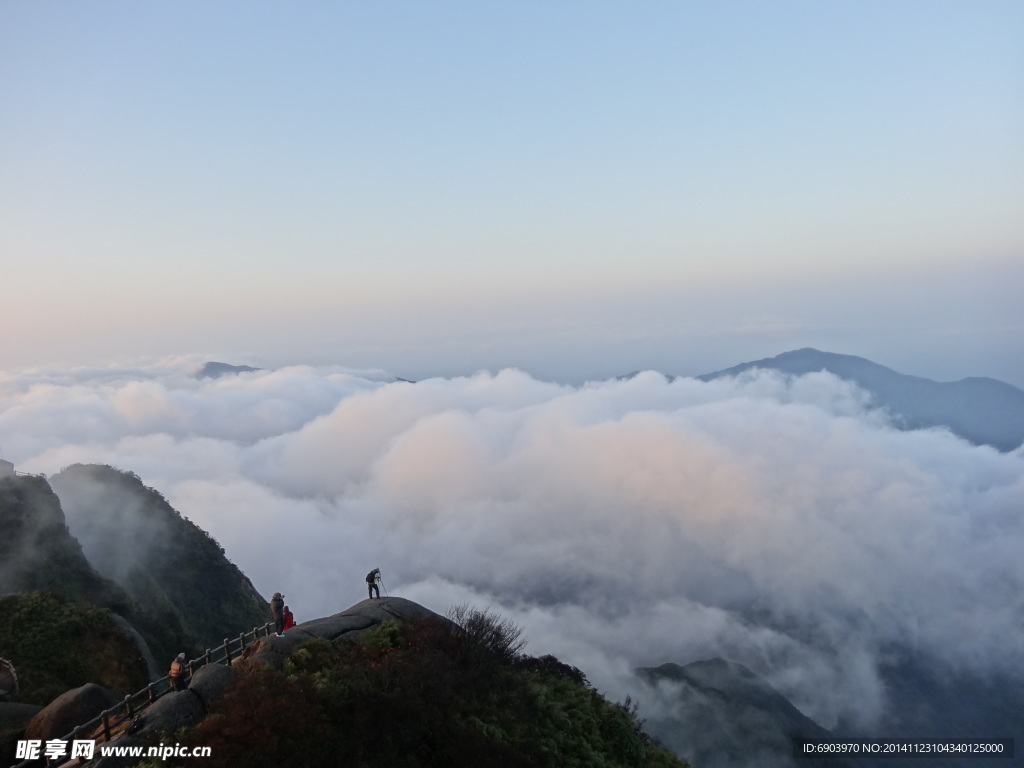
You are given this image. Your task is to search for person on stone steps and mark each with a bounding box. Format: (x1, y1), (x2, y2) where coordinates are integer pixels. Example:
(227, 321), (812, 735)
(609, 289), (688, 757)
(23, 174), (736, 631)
(169, 653), (188, 692)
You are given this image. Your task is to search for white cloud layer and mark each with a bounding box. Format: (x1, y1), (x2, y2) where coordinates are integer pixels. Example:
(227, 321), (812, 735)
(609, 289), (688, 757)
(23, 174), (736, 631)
(2, 358), (1022, 728)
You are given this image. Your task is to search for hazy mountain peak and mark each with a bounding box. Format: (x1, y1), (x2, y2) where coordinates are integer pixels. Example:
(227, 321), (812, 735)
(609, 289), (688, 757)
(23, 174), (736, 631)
(697, 349), (1024, 451)
(196, 361), (261, 379)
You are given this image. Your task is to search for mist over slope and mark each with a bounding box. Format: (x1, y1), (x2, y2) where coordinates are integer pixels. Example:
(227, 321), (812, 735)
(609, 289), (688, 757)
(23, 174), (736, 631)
(1, 356), (1022, 733)
(0, 474), (125, 608)
(49, 463), (269, 649)
(638, 659), (854, 768)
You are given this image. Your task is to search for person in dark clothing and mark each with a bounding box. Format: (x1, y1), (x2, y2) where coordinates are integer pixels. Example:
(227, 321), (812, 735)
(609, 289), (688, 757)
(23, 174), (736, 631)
(169, 653), (188, 692)
(282, 605), (295, 632)
(366, 568), (381, 599)
(271, 592), (285, 636)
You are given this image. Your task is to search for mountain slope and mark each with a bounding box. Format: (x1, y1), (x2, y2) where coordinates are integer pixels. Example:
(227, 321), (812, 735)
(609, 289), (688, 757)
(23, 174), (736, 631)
(638, 658), (857, 768)
(698, 348), (1024, 451)
(0, 474), (128, 610)
(0, 475), (151, 704)
(49, 466), (268, 651)
(50, 465), (269, 650)
(176, 600), (689, 768)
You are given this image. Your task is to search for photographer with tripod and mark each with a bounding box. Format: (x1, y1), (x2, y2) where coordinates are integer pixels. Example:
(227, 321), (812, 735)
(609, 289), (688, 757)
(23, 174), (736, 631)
(365, 567), (385, 599)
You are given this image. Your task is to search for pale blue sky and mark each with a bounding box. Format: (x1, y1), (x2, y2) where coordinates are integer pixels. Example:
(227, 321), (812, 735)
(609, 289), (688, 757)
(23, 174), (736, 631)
(2, 1), (1022, 384)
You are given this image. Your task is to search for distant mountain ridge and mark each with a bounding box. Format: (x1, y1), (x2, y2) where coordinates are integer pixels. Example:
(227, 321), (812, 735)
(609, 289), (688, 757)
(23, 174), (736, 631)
(696, 348), (1024, 452)
(195, 361), (260, 379)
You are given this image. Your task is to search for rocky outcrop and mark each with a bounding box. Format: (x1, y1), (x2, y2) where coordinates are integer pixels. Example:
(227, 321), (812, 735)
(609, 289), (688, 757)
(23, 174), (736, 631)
(131, 689), (204, 737)
(186, 663), (238, 710)
(245, 597), (444, 669)
(79, 597), (441, 767)
(24, 683), (121, 742)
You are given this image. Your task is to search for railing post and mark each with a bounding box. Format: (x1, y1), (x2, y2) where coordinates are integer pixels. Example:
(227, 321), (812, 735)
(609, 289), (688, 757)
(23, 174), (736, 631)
(61, 725), (79, 765)
(147, 682), (155, 701)
(239, 632), (245, 650)
(223, 639), (231, 663)
(103, 711), (111, 741)
(204, 648), (211, 666)
(124, 693), (133, 719)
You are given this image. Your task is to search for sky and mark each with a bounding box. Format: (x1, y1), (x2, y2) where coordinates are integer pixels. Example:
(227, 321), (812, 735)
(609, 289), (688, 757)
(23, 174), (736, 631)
(1, 1), (1022, 385)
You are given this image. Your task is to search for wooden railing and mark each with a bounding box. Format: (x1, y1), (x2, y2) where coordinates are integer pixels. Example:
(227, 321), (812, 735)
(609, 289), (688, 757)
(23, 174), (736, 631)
(11, 622), (276, 768)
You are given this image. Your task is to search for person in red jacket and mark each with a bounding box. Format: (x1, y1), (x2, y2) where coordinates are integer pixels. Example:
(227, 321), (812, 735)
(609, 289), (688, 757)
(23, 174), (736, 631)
(282, 605), (295, 632)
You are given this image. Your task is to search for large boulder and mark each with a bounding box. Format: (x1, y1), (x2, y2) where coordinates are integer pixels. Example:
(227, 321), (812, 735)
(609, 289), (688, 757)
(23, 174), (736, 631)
(134, 690), (204, 736)
(246, 597), (445, 668)
(187, 663), (238, 709)
(336, 596), (444, 628)
(289, 612), (376, 641)
(24, 683), (121, 741)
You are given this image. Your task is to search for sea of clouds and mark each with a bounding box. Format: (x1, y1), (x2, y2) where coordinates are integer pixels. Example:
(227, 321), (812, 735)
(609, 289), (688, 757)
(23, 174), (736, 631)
(2, 359), (1022, 729)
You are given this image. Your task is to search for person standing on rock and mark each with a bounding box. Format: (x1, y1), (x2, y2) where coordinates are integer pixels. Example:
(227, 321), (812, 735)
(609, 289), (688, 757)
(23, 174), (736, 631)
(366, 568), (381, 599)
(271, 592), (286, 636)
(169, 653), (188, 692)
(282, 605), (295, 631)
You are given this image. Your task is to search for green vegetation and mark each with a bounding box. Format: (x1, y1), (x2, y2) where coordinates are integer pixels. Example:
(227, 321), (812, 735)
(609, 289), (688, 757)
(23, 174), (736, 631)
(0, 591), (149, 705)
(0, 473), (194, 685)
(0, 475), (131, 611)
(51, 465), (270, 650)
(176, 607), (688, 768)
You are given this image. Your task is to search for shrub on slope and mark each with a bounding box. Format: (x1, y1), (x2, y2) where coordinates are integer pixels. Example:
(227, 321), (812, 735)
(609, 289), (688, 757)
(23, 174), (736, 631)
(0, 591), (149, 706)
